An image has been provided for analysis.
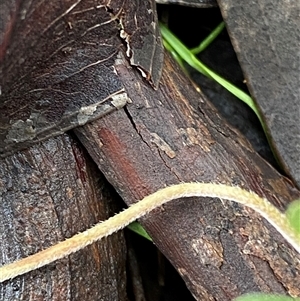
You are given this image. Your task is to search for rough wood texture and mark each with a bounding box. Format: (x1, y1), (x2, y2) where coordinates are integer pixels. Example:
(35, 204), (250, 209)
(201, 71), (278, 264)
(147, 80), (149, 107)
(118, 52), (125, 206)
(0, 0), (163, 157)
(75, 51), (300, 300)
(0, 134), (128, 301)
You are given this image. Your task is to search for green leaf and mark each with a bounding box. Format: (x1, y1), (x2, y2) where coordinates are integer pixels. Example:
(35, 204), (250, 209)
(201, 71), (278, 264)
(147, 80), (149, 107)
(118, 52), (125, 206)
(234, 292), (300, 301)
(285, 199), (300, 233)
(127, 221), (152, 241)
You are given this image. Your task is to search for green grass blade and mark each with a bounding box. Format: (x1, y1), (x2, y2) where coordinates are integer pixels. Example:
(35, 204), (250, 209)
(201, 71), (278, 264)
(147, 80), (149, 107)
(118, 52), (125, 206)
(191, 21), (225, 55)
(163, 39), (186, 71)
(159, 23), (264, 126)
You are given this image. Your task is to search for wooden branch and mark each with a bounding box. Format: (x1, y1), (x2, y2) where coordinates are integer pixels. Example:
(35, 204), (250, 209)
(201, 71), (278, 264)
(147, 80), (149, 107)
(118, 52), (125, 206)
(75, 51), (300, 300)
(0, 134), (128, 300)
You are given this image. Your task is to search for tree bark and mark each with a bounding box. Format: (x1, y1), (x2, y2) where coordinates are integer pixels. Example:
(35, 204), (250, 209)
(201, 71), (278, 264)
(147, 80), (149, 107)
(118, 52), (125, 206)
(75, 51), (300, 300)
(0, 134), (128, 301)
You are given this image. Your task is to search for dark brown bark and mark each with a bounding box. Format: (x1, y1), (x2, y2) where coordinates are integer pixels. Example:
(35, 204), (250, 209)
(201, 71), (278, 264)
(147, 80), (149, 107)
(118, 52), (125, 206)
(75, 51), (300, 300)
(0, 0), (162, 158)
(0, 134), (128, 301)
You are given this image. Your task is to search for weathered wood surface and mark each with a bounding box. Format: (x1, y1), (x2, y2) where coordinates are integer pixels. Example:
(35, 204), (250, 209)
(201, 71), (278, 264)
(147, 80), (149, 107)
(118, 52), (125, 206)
(75, 51), (300, 300)
(1, 0), (300, 300)
(0, 134), (128, 301)
(217, 0), (300, 188)
(0, 0), (163, 158)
